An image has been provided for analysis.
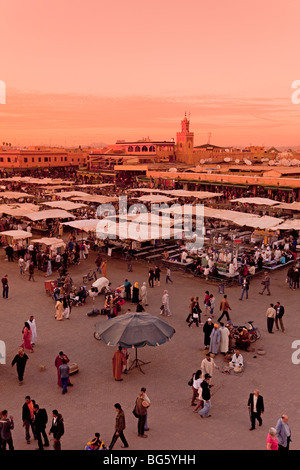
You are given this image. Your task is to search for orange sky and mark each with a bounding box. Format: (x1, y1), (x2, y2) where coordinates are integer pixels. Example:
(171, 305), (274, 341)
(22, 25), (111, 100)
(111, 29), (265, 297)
(0, 0), (299, 147)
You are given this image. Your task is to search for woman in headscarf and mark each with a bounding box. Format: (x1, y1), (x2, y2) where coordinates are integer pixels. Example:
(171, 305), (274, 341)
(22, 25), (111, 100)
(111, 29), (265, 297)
(21, 322), (34, 353)
(131, 282), (139, 304)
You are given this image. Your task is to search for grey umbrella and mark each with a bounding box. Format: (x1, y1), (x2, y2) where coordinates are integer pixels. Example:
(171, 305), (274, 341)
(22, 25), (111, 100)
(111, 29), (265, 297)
(94, 311), (175, 373)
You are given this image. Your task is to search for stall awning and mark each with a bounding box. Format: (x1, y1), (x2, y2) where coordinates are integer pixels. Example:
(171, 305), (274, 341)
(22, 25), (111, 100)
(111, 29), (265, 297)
(0, 230), (32, 239)
(24, 209), (75, 221)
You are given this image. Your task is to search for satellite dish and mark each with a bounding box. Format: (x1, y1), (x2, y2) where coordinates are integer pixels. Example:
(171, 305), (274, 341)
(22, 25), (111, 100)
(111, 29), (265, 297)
(224, 157), (231, 162)
(169, 167), (177, 172)
(235, 159), (240, 164)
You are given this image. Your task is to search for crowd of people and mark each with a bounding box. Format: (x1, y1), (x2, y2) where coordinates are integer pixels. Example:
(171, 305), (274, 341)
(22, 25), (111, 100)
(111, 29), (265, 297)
(0, 170), (297, 453)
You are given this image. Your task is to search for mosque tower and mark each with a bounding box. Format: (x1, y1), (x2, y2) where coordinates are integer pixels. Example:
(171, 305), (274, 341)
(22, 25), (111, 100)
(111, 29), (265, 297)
(176, 112), (194, 164)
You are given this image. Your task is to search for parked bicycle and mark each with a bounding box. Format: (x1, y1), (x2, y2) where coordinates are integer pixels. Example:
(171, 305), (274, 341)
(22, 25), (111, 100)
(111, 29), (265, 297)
(83, 271), (97, 284)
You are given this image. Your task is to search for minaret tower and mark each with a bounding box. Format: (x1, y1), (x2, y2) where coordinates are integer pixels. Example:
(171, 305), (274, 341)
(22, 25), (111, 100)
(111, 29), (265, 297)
(176, 112), (194, 163)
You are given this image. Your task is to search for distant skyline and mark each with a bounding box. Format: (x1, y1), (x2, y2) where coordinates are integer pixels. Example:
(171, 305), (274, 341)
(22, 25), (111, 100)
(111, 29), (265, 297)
(0, 0), (299, 147)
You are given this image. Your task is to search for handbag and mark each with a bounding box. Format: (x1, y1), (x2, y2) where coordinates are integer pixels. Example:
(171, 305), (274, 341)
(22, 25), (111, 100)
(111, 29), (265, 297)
(188, 377), (193, 386)
(132, 399), (139, 418)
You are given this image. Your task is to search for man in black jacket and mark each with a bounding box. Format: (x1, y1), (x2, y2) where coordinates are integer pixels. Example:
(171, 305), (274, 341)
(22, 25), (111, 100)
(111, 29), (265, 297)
(275, 302), (285, 333)
(49, 409), (64, 450)
(22, 395), (37, 444)
(199, 374), (212, 418)
(248, 390), (264, 430)
(34, 404), (49, 450)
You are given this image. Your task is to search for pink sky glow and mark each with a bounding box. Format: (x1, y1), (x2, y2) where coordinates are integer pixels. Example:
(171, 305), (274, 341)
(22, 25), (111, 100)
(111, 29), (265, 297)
(0, 0), (299, 147)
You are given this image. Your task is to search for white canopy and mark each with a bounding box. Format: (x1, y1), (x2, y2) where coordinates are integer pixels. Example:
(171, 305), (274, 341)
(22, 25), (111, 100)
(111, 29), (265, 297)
(70, 195), (119, 204)
(0, 203), (41, 216)
(31, 237), (66, 248)
(230, 197), (279, 206)
(42, 201), (87, 210)
(0, 191), (35, 199)
(56, 190), (91, 199)
(24, 209), (75, 221)
(96, 219), (183, 241)
(160, 190), (223, 199)
(160, 205), (283, 230)
(62, 219), (100, 232)
(0, 230), (32, 240)
(135, 195), (176, 204)
(273, 202), (300, 211)
(271, 220), (300, 231)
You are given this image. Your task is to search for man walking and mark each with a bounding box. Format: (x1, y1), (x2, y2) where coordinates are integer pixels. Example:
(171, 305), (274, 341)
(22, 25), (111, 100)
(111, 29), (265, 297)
(49, 409), (64, 450)
(33, 404), (49, 450)
(59, 359), (70, 394)
(276, 414), (291, 450)
(11, 348), (29, 385)
(239, 276), (249, 300)
(266, 303), (276, 334)
(218, 295), (231, 323)
(275, 301), (285, 333)
(199, 374), (212, 418)
(248, 389), (264, 430)
(166, 267), (173, 284)
(28, 262), (35, 281)
(259, 271), (271, 295)
(22, 395), (37, 444)
(1, 274), (8, 298)
(0, 410), (14, 450)
(124, 279), (132, 301)
(109, 403), (129, 450)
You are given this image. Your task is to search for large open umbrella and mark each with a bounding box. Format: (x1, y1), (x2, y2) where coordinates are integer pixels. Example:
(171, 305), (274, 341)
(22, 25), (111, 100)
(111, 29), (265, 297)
(94, 312), (175, 373)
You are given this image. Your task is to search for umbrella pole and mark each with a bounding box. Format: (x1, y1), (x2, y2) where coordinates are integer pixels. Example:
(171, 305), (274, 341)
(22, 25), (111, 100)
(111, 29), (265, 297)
(128, 348), (151, 374)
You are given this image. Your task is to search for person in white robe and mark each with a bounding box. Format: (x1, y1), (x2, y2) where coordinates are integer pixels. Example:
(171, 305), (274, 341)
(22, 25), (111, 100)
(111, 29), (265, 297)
(229, 350), (244, 369)
(140, 282), (148, 306)
(219, 323), (230, 354)
(200, 354), (217, 384)
(27, 315), (37, 345)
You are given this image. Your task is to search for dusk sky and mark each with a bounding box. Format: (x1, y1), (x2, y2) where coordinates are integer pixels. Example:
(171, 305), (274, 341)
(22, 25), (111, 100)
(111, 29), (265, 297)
(0, 0), (299, 147)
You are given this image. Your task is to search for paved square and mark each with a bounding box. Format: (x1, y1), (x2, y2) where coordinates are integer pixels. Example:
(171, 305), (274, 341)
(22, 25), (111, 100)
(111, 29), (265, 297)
(0, 248), (299, 450)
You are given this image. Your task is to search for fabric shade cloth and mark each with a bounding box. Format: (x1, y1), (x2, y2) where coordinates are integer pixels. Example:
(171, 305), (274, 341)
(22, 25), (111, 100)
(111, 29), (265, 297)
(94, 311), (175, 349)
(0, 230), (32, 240)
(24, 209), (75, 221)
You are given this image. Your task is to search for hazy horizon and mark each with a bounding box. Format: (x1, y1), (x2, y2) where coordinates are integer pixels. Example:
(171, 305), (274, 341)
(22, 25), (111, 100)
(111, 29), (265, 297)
(1, 0), (299, 148)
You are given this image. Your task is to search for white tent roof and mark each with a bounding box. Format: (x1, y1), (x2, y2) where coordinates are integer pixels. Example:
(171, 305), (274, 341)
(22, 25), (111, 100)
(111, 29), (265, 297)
(273, 202), (300, 211)
(0, 191), (35, 199)
(62, 219), (100, 232)
(24, 209), (75, 221)
(156, 189), (222, 199)
(271, 220), (300, 231)
(96, 219), (183, 241)
(0, 230), (32, 239)
(42, 201), (87, 210)
(160, 205), (283, 229)
(31, 237), (66, 247)
(135, 195), (177, 203)
(230, 197), (279, 206)
(0, 203), (41, 216)
(56, 191), (91, 199)
(70, 195), (119, 204)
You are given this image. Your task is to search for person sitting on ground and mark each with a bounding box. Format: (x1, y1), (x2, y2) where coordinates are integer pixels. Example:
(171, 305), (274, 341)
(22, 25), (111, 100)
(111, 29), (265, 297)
(229, 349), (244, 370)
(85, 432), (106, 450)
